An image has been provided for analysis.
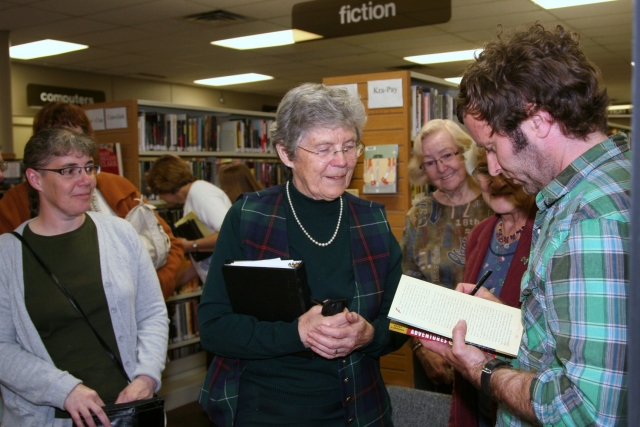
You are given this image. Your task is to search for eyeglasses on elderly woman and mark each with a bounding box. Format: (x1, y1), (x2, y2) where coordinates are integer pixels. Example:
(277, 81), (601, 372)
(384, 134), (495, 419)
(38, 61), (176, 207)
(419, 150), (461, 170)
(297, 142), (364, 163)
(34, 164), (101, 178)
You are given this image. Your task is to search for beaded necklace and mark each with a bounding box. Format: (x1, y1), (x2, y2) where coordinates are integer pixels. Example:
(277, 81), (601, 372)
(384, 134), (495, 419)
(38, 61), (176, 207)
(496, 218), (526, 245)
(285, 181), (343, 247)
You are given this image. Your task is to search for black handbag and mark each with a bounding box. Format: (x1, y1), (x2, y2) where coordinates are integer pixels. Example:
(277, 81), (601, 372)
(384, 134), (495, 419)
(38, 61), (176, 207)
(87, 398), (165, 427)
(11, 232), (165, 427)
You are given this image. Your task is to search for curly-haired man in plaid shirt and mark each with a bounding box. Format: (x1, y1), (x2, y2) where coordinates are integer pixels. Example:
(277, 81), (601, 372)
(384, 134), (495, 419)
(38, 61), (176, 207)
(422, 24), (630, 427)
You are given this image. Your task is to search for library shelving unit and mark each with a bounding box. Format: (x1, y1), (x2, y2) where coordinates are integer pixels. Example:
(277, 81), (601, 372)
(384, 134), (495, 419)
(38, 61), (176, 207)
(323, 70), (458, 388)
(82, 99), (281, 410)
(83, 99), (279, 193)
(161, 289), (205, 411)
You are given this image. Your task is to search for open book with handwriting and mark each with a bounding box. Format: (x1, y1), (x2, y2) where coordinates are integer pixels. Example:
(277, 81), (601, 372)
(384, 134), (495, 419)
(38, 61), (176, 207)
(389, 275), (523, 357)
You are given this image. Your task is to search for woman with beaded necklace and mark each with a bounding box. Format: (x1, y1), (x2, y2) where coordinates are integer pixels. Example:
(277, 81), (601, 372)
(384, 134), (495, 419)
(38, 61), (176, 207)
(197, 83), (406, 427)
(448, 148), (536, 427)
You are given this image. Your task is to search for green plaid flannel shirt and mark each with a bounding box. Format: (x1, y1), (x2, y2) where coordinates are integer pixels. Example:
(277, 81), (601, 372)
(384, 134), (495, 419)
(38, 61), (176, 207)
(498, 134), (630, 426)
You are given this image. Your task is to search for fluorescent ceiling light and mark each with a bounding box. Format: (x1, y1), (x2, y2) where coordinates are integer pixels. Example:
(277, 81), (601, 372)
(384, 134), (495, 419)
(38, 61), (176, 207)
(10, 39), (88, 60)
(445, 77), (462, 84)
(404, 49), (481, 65)
(212, 29), (322, 50)
(531, 0), (617, 9)
(608, 104), (632, 110)
(194, 73), (274, 86)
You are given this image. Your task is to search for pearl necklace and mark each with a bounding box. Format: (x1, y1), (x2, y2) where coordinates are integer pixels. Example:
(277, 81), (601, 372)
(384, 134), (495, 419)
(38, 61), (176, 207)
(496, 218), (526, 245)
(286, 181), (343, 247)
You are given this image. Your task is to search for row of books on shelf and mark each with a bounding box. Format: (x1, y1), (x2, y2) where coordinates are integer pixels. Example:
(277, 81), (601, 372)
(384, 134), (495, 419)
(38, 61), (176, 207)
(168, 297), (200, 344)
(140, 158), (291, 199)
(168, 342), (202, 360)
(411, 85), (456, 137)
(138, 111), (274, 153)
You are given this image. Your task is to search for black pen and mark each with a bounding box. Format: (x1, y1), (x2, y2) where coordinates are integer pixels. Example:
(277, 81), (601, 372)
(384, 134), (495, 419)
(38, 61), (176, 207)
(470, 270), (492, 296)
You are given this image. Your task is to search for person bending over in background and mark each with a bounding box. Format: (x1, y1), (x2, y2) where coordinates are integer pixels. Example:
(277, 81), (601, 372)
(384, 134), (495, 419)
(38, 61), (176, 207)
(197, 83), (407, 427)
(422, 23), (630, 426)
(145, 154), (232, 287)
(0, 128), (168, 427)
(0, 102), (184, 299)
(401, 119), (493, 393)
(217, 162), (264, 203)
(448, 149), (536, 427)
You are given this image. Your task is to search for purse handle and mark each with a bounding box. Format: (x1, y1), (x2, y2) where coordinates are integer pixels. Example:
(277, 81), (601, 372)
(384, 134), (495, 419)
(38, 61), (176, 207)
(11, 231), (131, 384)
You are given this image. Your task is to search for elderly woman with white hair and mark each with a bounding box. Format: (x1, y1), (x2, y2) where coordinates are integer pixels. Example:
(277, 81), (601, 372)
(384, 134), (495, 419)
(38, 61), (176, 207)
(401, 119), (493, 393)
(198, 83), (407, 427)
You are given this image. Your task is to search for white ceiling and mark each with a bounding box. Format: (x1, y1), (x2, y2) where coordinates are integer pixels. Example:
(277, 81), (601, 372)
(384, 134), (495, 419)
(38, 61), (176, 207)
(0, 0), (633, 103)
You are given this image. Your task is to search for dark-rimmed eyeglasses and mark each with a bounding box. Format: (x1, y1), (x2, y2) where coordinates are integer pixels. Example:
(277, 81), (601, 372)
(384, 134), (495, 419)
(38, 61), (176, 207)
(35, 165), (101, 178)
(297, 143), (365, 163)
(420, 150), (461, 170)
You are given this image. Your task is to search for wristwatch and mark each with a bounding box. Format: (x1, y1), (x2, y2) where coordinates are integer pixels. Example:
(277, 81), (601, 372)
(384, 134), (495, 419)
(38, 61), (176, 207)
(192, 241), (198, 251)
(481, 358), (511, 399)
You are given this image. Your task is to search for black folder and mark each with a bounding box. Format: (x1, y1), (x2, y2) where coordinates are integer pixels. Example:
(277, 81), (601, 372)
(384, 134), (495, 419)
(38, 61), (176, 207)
(222, 260), (312, 323)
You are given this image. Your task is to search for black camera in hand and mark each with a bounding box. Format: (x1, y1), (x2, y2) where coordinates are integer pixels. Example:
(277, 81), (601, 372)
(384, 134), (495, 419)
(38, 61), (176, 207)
(313, 298), (348, 316)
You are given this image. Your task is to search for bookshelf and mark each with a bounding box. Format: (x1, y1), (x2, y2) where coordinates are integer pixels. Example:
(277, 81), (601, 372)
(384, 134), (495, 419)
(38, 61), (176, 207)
(323, 70), (458, 388)
(82, 100), (279, 193)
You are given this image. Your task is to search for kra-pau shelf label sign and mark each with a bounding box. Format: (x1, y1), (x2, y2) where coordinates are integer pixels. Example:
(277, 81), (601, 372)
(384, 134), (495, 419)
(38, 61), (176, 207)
(368, 79), (402, 109)
(292, 0), (451, 39)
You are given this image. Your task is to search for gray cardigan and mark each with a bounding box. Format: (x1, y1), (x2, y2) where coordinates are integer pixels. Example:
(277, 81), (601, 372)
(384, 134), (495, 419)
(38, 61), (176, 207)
(0, 212), (169, 427)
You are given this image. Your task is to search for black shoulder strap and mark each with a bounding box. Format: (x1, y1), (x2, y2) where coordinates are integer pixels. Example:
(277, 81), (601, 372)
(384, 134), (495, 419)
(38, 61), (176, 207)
(11, 231), (131, 383)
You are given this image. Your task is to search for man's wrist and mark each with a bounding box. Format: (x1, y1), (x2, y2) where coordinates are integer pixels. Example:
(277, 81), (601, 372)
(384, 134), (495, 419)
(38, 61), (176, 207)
(481, 358), (511, 398)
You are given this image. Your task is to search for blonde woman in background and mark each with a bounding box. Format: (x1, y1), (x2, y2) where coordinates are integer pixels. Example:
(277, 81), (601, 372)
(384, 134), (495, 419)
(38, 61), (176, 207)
(400, 119), (493, 393)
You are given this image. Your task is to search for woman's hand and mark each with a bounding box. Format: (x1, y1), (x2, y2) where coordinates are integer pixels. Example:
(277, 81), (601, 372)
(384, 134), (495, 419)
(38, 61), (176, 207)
(64, 384), (110, 427)
(298, 304), (348, 348)
(177, 237), (192, 252)
(115, 375), (157, 404)
(456, 282), (503, 303)
(307, 311), (374, 359)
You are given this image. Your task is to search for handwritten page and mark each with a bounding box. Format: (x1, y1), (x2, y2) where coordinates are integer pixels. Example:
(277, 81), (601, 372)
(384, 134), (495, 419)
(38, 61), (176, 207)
(389, 275), (523, 357)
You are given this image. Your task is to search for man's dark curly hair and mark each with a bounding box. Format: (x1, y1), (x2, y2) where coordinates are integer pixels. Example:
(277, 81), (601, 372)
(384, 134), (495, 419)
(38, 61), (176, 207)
(456, 23), (609, 147)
